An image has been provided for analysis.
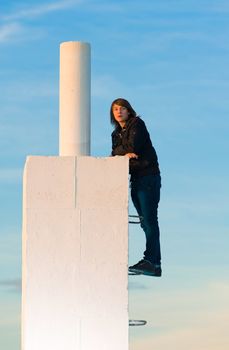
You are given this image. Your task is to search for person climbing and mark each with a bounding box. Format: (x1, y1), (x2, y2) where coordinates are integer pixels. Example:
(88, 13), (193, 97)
(110, 98), (162, 277)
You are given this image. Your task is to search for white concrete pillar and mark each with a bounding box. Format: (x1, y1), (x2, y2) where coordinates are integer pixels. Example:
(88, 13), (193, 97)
(59, 42), (91, 156)
(22, 41), (130, 350)
(21, 156), (129, 350)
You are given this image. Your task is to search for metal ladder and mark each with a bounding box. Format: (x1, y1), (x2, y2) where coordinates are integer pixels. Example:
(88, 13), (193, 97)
(128, 215), (147, 327)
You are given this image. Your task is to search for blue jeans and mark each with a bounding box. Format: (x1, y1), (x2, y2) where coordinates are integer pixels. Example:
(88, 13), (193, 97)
(130, 174), (161, 265)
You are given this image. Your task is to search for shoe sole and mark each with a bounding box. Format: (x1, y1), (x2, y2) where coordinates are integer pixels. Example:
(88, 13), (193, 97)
(128, 271), (142, 275)
(128, 268), (161, 277)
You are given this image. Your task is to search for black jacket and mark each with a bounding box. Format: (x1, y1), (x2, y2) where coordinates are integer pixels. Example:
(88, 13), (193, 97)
(111, 116), (160, 179)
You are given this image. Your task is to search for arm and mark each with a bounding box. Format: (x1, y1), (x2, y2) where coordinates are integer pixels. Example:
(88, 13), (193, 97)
(126, 121), (149, 154)
(111, 131), (129, 156)
(112, 119), (148, 156)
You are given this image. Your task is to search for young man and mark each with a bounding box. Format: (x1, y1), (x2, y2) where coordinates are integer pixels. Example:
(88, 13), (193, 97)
(110, 98), (162, 277)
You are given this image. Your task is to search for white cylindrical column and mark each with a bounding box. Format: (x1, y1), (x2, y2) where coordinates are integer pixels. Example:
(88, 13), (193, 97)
(59, 41), (91, 156)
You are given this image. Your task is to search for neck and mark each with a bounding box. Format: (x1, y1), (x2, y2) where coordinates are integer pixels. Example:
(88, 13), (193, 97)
(119, 121), (126, 128)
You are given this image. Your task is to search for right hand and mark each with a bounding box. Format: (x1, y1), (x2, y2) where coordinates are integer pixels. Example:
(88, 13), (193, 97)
(125, 153), (138, 159)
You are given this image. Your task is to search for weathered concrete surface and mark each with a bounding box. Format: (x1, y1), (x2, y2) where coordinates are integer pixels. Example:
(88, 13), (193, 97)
(22, 155), (129, 350)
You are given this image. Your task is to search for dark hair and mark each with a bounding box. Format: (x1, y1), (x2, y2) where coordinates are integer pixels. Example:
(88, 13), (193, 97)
(110, 98), (137, 128)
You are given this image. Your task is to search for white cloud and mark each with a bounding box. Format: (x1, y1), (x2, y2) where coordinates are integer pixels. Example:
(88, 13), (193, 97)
(0, 279), (21, 293)
(130, 281), (229, 350)
(132, 317), (229, 350)
(1, 0), (80, 21)
(0, 1), (81, 43)
(0, 23), (23, 43)
(0, 22), (45, 43)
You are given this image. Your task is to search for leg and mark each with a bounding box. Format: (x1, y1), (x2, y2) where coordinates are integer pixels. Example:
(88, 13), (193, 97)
(131, 174), (161, 265)
(131, 183), (143, 222)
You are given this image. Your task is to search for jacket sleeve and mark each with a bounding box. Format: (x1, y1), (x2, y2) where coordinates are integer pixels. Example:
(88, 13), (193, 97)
(125, 120), (154, 172)
(111, 131), (125, 156)
(126, 121), (149, 154)
(112, 120), (148, 156)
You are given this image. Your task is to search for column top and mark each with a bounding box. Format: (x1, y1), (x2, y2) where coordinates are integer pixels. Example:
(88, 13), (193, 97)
(60, 41), (90, 48)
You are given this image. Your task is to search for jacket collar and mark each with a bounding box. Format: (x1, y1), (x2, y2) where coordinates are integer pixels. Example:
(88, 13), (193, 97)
(115, 116), (138, 132)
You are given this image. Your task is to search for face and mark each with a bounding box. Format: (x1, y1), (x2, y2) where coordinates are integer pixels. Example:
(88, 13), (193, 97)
(112, 104), (129, 125)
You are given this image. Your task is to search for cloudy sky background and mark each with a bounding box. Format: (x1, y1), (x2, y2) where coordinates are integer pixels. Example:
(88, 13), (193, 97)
(0, 0), (229, 349)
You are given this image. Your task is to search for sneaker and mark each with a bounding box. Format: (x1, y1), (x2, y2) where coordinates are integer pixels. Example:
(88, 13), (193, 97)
(129, 259), (162, 277)
(128, 260), (145, 275)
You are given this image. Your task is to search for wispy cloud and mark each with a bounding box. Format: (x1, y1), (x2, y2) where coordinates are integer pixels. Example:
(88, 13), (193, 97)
(92, 75), (130, 99)
(0, 279), (21, 293)
(132, 311), (229, 350)
(0, 23), (23, 43)
(0, 168), (23, 184)
(129, 280), (148, 291)
(209, 0), (229, 13)
(119, 0), (229, 15)
(1, 0), (80, 21)
(82, 1), (123, 13)
(0, 1), (81, 43)
(1, 78), (58, 101)
(130, 280), (229, 349)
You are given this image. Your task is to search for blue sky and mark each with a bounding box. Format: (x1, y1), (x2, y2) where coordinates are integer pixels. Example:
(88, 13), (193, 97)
(0, 1), (229, 349)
